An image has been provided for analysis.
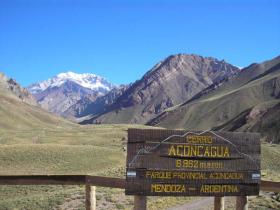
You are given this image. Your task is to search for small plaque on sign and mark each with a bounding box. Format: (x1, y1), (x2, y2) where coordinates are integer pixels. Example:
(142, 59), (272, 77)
(127, 171), (136, 177)
(252, 173), (261, 180)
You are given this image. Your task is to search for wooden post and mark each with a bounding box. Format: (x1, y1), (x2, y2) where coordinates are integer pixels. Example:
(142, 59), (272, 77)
(134, 195), (147, 210)
(85, 184), (96, 210)
(214, 196), (224, 210)
(236, 196), (248, 210)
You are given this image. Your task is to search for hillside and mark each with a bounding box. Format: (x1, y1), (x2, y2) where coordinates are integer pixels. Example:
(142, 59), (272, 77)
(214, 100), (280, 144)
(0, 72), (37, 106)
(0, 73), (75, 132)
(81, 54), (240, 124)
(148, 55), (280, 142)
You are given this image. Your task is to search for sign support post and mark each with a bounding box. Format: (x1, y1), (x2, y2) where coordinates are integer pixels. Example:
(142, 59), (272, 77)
(214, 196), (224, 210)
(85, 184), (96, 210)
(236, 196), (248, 210)
(134, 195), (147, 210)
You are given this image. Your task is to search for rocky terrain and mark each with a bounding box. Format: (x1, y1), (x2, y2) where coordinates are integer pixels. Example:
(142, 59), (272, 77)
(63, 84), (131, 118)
(81, 54), (240, 124)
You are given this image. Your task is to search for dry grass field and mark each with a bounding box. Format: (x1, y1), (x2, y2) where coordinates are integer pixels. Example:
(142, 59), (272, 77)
(0, 89), (279, 209)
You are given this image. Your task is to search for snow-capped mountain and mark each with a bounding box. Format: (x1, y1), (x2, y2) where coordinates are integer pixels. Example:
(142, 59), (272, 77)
(28, 71), (115, 95)
(27, 71), (116, 117)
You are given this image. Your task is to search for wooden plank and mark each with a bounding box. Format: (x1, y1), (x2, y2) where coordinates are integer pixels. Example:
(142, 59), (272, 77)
(126, 182), (259, 196)
(127, 169), (260, 184)
(127, 129), (260, 144)
(260, 180), (280, 193)
(128, 156), (260, 171)
(0, 175), (85, 185)
(0, 175), (126, 188)
(86, 176), (126, 189)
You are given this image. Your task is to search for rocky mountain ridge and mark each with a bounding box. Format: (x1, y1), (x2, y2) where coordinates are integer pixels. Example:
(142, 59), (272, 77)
(81, 54), (240, 124)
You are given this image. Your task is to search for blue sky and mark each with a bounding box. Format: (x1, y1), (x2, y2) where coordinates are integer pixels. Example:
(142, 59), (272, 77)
(0, 0), (279, 86)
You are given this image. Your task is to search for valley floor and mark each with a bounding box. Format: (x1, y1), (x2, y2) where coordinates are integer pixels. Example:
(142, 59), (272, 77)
(0, 125), (279, 210)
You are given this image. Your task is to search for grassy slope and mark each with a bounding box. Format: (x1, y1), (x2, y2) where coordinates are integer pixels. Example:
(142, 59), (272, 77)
(250, 104), (280, 144)
(0, 144), (123, 175)
(158, 73), (280, 130)
(213, 100), (280, 144)
(0, 86), (190, 210)
(0, 92), (148, 175)
(90, 104), (145, 124)
(261, 143), (280, 181)
(0, 93), (74, 131)
(0, 87), (142, 209)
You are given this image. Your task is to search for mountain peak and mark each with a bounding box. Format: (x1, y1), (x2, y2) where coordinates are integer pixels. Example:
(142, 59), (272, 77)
(27, 71), (115, 94)
(143, 53), (240, 84)
(163, 54), (241, 69)
(57, 71), (99, 80)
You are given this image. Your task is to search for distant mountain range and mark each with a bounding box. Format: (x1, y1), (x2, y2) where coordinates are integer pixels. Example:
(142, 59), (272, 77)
(4, 52), (277, 143)
(28, 71), (114, 94)
(27, 71), (116, 116)
(27, 54), (240, 122)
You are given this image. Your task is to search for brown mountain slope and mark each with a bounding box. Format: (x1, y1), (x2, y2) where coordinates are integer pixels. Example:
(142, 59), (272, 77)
(63, 84), (130, 119)
(81, 54), (239, 124)
(148, 55), (280, 142)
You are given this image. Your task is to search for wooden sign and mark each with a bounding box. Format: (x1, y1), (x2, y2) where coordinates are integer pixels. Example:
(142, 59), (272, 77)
(125, 129), (261, 196)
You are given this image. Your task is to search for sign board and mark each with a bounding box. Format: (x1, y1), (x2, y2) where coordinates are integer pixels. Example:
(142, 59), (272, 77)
(125, 129), (261, 196)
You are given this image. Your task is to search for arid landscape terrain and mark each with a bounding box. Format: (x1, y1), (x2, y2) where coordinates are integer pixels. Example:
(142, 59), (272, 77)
(1, 1), (279, 209)
(0, 53), (280, 209)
